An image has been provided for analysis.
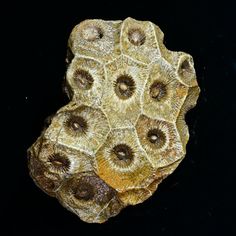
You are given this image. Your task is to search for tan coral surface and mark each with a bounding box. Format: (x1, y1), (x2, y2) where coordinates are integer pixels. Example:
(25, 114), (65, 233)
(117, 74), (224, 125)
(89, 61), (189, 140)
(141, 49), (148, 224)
(28, 17), (200, 223)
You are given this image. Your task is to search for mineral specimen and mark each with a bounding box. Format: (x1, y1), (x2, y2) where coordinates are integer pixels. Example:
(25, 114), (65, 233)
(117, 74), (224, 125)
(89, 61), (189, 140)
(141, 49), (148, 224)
(28, 17), (200, 223)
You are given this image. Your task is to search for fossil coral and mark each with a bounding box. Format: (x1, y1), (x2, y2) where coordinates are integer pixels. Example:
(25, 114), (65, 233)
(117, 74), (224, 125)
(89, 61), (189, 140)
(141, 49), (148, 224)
(28, 17), (200, 223)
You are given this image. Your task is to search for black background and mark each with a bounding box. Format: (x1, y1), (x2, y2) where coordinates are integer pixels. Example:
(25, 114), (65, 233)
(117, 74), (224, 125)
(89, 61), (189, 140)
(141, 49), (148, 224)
(2, 0), (236, 235)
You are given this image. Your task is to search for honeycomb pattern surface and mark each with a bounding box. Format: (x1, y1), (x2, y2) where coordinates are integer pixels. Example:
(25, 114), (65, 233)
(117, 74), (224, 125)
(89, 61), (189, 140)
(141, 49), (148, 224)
(28, 17), (200, 223)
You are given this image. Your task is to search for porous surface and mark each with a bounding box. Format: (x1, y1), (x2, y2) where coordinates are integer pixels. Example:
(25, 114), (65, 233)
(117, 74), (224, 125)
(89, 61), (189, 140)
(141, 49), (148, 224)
(28, 17), (200, 223)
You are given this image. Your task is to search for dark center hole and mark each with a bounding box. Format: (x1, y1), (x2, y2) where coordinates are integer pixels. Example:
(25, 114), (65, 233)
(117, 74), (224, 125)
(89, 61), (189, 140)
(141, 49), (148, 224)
(181, 60), (190, 70)
(48, 154), (70, 172)
(150, 81), (167, 101)
(73, 69), (94, 90)
(114, 75), (135, 100)
(66, 115), (88, 133)
(179, 59), (193, 75)
(113, 144), (134, 164)
(74, 181), (95, 201)
(147, 129), (166, 149)
(82, 25), (103, 41)
(128, 28), (146, 46)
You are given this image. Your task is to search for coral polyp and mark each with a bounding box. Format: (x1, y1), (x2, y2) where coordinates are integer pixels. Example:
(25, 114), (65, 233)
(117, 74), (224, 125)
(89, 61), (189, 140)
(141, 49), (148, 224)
(28, 17), (200, 223)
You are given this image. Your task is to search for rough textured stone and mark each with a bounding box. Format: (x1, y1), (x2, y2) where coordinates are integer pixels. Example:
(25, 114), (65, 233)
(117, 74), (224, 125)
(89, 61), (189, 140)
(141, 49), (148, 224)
(28, 17), (200, 223)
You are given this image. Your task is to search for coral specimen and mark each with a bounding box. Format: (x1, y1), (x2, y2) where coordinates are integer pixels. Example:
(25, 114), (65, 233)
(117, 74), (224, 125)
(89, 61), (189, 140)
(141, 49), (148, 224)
(28, 17), (200, 223)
